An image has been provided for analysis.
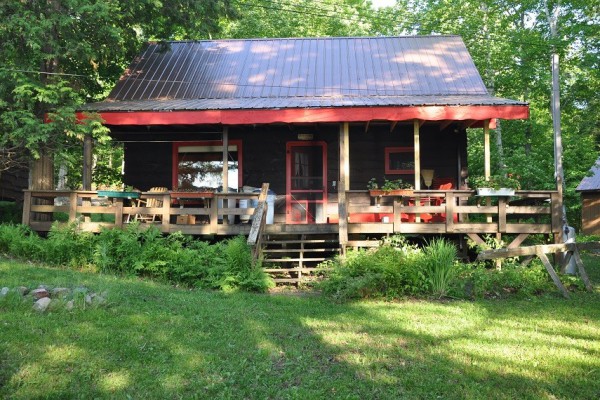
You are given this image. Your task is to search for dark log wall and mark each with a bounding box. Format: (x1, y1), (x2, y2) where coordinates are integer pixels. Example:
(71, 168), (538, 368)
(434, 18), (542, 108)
(0, 167), (28, 201)
(232, 125), (339, 196)
(349, 123), (467, 190)
(114, 122), (466, 198)
(123, 142), (172, 191)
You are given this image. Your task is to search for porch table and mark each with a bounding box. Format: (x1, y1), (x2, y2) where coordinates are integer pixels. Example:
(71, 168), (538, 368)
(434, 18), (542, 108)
(170, 191), (214, 208)
(97, 190), (141, 222)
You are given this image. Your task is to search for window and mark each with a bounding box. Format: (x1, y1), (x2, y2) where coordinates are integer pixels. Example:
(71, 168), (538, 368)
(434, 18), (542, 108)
(385, 147), (414, 174)
(172, 141), (242, 190)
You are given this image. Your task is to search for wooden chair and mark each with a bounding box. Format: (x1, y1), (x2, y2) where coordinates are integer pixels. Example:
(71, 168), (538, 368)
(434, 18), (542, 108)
(431, 182), (455, 223)
(134, 187), (168, 223)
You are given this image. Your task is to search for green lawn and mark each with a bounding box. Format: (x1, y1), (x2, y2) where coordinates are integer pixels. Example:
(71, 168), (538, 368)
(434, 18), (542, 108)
(1, 255), (599, 399)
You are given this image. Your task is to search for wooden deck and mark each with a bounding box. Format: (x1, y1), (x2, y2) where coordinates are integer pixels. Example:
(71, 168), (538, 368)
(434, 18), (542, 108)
(22, 189), (561, 238)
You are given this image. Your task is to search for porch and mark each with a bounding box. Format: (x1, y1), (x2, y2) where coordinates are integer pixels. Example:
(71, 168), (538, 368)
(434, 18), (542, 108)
(23, 188), (561, 240)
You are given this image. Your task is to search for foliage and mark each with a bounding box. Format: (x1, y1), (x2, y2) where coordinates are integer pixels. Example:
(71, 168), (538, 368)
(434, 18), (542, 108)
(220, 0), (376, 38)
(318, 236), (427, 301)
(454, 260), (558, 299)
(469, 174), (522, 190)
(422, 238), (458, 298)
(0, 201), (21, 224)
(0, 0), (235, 188)
(0, 223), (272, 293)
(367, 177), (413, 191)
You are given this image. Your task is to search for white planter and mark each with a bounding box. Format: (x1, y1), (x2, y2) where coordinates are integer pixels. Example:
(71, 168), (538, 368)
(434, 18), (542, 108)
(476, 188), (515, 196)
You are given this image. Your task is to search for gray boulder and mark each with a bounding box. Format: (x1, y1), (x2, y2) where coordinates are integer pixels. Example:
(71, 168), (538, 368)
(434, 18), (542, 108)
(33, 297), (52, 312)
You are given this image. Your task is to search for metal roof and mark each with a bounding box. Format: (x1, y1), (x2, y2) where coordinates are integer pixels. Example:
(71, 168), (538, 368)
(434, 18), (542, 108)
(82, 36), (526, 112)
(577, 158), (600, 191)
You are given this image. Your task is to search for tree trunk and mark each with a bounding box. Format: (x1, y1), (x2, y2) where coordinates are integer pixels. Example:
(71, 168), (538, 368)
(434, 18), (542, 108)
(30, 153), (54, 221)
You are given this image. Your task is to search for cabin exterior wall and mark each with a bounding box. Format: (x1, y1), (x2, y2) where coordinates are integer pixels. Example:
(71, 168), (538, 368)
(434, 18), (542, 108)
(116, 122), (467, 224)
(581, 192), (600, 235)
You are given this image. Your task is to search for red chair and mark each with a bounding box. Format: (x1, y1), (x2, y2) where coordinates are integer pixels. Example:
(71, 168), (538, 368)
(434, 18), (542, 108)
(431, 183), (456, 223)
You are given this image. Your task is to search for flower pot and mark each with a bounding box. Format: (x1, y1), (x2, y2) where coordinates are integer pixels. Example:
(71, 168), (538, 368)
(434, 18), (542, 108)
(369, 189), (414, 197)
(476, 188), (515, 196)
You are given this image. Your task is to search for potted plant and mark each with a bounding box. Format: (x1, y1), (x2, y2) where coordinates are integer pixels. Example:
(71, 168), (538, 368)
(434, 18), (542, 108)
(470, 174), (520, 196)
(368, 178), (414, 196)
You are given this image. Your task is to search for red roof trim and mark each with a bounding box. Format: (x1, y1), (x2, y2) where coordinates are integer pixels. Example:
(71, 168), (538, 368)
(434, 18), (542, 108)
(82, 105), (529, 126)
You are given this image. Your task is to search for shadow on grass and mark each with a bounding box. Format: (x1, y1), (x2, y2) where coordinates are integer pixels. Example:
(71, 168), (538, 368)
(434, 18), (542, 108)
(1, 260), (600, 399)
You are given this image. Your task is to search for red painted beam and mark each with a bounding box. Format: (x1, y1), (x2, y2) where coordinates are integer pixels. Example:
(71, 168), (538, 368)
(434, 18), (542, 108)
(78, 105), (529, 126)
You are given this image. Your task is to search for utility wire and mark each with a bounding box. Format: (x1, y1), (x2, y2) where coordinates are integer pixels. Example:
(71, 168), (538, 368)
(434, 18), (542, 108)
(0, 67), (90, 78)
(230, 0), (555, 49)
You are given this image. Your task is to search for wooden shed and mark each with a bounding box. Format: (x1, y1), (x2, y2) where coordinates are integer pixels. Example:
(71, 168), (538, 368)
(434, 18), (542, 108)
(576, 157), (600, 235)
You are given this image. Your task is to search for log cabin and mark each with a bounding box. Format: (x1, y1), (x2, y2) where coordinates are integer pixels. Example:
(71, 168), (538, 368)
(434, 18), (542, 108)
(23, 36), (562, 275)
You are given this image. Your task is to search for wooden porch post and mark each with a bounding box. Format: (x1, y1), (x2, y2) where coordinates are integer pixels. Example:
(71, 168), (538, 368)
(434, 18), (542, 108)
(338, 123), (349, 248)
(413, 120), (422, 223)
(83, 135), (93, 191)
(484, 120), (492, 224)
(484, 120), (491, 180)
(222, 126), (229, 224)
(413, 119), (421, 190)
(343, 122), (350, 189)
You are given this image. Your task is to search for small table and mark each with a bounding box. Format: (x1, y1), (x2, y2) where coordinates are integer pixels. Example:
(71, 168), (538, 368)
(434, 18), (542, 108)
(97, 191), (141, 223)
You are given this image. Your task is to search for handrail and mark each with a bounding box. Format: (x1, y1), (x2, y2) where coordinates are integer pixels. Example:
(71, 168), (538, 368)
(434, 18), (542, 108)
(22, 188), (560, 237)
(247, 183), (269, 260)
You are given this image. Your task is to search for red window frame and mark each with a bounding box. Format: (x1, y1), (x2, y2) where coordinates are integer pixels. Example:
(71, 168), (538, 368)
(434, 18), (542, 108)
(384, 146), (414, 175)
(172, 140), (243, 190)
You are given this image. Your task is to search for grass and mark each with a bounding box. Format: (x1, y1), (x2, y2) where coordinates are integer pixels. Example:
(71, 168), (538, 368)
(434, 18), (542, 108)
(1, 255), (600, 399)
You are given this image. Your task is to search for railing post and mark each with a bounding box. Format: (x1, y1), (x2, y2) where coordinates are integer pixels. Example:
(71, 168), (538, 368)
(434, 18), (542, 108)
(22, 191), (32, 225)
(445, 192), (455, 233)
(69, 192), (78, 222)
(114, 198), (124, 228)
(498, 196), (507, 233)
(393, 197), (402, 233)
(161, 193), (170, 233)
(210, 194), (219, 233)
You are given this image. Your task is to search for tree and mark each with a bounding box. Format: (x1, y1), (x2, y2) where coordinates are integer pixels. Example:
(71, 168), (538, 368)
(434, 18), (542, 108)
(0, 0), (235, 189)
(219, 0), (378, 38)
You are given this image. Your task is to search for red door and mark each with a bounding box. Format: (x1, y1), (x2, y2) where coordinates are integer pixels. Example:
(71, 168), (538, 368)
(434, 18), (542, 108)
(286, 142), (327, 224)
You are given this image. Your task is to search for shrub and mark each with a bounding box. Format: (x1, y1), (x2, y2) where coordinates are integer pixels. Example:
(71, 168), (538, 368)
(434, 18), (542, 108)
(0, 201), (21, 223)
(318, 236), (427, 301)
(454, 260), (556, 299)
(0, 223), (273, 293)
(45, 223), (95, 267)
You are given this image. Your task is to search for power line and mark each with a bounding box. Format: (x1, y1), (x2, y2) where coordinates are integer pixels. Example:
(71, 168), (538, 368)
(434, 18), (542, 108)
(230, 0), (558, 50)
(0, 67), (91, 78)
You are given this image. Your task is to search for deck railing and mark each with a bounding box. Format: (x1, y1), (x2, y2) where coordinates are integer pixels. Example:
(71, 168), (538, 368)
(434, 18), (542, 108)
(22, 189), (262, 236)
(22, 189), (561, 237)
(344, 189), (561, 236)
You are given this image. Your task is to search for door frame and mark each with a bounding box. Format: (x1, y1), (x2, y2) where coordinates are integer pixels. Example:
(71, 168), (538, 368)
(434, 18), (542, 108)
(285, 141), (327, 224)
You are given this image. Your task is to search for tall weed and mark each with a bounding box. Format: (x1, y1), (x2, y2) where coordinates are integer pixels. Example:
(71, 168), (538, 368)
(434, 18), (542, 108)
(423, 238), (457, 298)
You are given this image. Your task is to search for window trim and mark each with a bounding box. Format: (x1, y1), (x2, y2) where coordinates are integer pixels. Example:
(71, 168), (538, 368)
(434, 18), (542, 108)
(172, 140), (243, 190)
(384, 146), (414, 175)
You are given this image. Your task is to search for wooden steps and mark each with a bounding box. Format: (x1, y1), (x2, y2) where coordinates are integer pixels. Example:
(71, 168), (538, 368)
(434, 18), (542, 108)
(260, 234), (340, 284)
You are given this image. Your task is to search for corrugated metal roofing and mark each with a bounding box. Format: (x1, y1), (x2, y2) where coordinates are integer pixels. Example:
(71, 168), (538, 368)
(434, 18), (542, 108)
(82, 36), (526, 112)
(576, 158), (600, 191)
